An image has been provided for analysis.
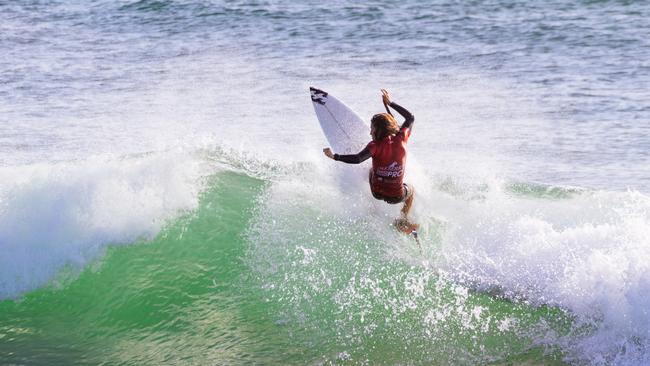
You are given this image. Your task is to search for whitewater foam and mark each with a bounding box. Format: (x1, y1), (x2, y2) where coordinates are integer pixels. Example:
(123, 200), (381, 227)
(240, 149), (650, 364)
(433, 179), (650, 364)
(0, 150), (204, 299)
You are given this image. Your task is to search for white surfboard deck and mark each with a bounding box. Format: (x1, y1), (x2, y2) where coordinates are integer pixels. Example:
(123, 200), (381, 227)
(310, 87), (369, 154)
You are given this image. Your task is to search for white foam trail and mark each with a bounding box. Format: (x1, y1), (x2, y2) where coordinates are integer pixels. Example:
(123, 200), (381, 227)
(0, 150), (204, 299)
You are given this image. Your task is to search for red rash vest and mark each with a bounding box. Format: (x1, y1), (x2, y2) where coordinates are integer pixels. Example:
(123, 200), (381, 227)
(333, 101), (414, 199)
(367, 126), (411, 197)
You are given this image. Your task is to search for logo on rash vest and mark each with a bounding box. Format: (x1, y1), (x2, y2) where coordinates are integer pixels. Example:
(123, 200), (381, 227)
(377, 161), (403, 178)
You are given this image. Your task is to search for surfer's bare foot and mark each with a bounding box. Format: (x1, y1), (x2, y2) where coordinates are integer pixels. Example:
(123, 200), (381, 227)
(393, 217), (419, 234)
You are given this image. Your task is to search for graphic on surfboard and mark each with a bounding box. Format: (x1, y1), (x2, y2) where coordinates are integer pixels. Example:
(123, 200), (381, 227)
(309, 87), (368, 154)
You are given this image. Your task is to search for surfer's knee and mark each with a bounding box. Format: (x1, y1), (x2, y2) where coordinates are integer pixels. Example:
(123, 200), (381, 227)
(404, 184), (414, 200)
(400, 184), (415, 216)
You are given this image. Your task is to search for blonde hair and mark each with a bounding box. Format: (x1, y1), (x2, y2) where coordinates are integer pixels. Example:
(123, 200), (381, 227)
(371, 113), (399, 140)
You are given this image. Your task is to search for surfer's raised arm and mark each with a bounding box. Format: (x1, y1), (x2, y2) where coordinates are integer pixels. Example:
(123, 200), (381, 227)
(389, 102), (414, 129)
(323, 147), (371, 164)
(382, 89), (414, 130)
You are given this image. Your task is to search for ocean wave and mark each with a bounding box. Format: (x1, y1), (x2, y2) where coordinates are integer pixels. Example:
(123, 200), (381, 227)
(0, 150), (204, 299)
(2, 145), (650, 363)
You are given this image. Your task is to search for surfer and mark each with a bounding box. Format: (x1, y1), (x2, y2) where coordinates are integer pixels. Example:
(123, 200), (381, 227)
(323, 89), (417, 233)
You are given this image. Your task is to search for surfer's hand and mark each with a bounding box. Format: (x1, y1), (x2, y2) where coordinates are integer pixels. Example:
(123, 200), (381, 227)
(381, 89), (391, 105)
(323, 148), (335, 159)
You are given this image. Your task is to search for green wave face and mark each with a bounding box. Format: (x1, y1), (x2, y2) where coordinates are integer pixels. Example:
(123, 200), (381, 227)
(0, 172), (279, 365)
(0, 171), (569, 365)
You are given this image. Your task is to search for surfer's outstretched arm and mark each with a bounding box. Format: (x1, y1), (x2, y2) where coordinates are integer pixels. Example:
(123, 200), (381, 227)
(323, 147), (371, 164)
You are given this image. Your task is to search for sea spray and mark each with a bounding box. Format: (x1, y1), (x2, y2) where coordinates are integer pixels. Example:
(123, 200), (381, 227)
(245, 162), (569, 364)
(434, 179), (650, 364)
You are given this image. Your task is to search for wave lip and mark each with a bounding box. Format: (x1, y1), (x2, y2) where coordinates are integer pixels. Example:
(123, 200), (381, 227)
(0, 151), (203, 300)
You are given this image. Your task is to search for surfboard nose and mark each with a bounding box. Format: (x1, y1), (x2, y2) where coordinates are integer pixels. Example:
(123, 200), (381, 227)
(309, 87), (328, 104)
(309, 86), (327, 95)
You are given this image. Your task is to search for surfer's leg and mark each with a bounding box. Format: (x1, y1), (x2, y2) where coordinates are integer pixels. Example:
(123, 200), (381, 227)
(393, 184), (419, 234)
(400, 184), (414, 218)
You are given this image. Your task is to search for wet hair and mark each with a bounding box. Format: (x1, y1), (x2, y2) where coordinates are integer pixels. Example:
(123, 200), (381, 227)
(371, 113), (400, 140)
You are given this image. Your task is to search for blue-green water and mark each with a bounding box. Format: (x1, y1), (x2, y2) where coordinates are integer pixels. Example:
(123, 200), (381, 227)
(2, 1), (650, 365)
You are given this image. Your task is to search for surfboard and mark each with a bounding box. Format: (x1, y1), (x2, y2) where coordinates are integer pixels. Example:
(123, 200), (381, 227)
(309, 87), (369, 154)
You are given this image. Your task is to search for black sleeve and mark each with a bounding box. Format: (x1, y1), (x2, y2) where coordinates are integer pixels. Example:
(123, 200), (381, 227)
(389, 101), (414, 130)
(334, 146), (372, 164)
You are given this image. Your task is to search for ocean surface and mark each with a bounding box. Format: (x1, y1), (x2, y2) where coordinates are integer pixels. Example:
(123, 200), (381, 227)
(1, 1), (650, 365)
